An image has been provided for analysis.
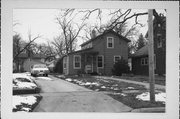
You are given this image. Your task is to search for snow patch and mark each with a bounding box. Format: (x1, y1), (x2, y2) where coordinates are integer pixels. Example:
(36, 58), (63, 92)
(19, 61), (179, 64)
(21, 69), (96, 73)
(91, 82), (100, 86)
(65, 78), (72, 82)
(126, 87), (135, 90)
(13, 73), (38, 89)
(37, 77), (53, 81)
(85, 82), (91, 86)
(14, 82), (37, 89)
(13, 73), (33, 82)
(136, 92), (166, 104)
(101, 86), (106, 89)
(79, 82), (85, 86)
(113, 92), (127, 96)
(13, 95), (37, 111)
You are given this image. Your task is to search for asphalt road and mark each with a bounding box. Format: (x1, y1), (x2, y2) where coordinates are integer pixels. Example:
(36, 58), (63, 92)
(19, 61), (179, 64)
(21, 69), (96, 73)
(33, 75), (132, 112)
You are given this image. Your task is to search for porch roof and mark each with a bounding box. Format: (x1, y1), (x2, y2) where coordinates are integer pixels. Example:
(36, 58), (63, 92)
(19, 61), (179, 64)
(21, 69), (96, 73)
(68, 48), (98, 56)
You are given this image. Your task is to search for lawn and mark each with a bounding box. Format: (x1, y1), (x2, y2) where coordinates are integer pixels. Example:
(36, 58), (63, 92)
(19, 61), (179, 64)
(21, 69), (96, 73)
(115, 75), (165, 86)
(55, 75), (165, 110)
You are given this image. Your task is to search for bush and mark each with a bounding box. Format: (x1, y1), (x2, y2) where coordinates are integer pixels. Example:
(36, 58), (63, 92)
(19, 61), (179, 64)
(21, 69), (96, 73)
(54, 58), (63, 74)
(89, 71), (98, 76)
(112, 59), (130, 76)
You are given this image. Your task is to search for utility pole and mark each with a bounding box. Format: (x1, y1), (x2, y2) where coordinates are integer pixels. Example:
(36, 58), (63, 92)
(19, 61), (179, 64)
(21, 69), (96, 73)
(148, 9), (155, 103)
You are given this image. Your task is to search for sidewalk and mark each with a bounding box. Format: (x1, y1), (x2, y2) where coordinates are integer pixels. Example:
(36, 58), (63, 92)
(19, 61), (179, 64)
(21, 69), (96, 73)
(94, 76), (165, 91)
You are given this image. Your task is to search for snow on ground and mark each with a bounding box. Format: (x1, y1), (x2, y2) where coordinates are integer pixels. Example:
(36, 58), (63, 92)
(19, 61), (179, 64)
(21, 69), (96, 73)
(14, 82), (37, 89)
(136, 92), (166, 104)
(113, 92), (127, 96)
(101, 86), (106, 89)
(36, 77), (53, 81)
(13, 73), (38, 89)
(84, 82), (91, 86)
(65, 78), (72, 82)
(13, 72), (36, 81)
(13, 73), (33, 82)
(13, 95), (37, 112)
(126, 87), (135, 90)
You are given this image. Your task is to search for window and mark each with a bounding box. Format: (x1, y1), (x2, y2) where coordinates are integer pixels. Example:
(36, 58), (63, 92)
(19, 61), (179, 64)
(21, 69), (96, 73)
(114, 56), (121, 64)
(107, 37), (114, 48)
(74, 55), (81, 69)
(63, 57), (67, 69)
(157, 34), (162, 48)
(141, 57), (148, 65)
(97, 55), (104, 68)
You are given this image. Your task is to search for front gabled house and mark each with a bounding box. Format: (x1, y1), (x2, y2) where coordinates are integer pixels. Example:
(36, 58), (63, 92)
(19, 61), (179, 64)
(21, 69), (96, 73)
(63, 30), (130, 75)
(13, 53), (46, 72)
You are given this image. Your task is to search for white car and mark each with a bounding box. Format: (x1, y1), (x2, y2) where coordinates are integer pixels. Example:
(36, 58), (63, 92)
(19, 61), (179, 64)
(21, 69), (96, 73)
(31, 64), (49, 77)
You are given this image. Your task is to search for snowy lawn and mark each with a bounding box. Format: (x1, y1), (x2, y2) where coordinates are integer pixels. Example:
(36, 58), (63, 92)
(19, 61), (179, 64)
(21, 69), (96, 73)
(54, 74), (165, 109)
(13, 73), (40, 94)
(56, 75), (146, 92)
(108, 91), (165, 109)
(13, 95), (42, 112)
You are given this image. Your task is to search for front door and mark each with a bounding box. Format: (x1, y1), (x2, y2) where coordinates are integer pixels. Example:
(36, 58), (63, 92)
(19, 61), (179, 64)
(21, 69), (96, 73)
(85, 55), (93, 73)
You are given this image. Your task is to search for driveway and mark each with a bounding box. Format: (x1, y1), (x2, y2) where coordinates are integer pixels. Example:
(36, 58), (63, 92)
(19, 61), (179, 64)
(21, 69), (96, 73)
(33, 75), (132, 112)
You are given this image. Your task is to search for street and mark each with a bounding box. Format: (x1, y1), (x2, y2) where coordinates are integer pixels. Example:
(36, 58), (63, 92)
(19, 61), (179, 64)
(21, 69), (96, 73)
(33, 75), (132, 112)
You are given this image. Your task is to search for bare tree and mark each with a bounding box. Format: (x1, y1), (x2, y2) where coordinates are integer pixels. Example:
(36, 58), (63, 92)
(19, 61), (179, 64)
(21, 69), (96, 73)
(13, 30), (41, 61)
(33, 42), (57, 62)
(51, 35), (66, 57)
(55, 10), (86, 54)
(54, 9), (165, 55)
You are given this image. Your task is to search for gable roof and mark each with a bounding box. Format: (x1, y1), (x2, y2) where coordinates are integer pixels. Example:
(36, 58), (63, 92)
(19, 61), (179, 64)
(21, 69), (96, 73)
(131, 45), (148, 57)
(80, 29), (131, 46)
(17, 53), (46, 59)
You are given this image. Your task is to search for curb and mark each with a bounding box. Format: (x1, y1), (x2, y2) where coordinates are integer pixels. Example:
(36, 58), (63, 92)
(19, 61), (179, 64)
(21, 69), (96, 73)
(131, 107), (165, 113)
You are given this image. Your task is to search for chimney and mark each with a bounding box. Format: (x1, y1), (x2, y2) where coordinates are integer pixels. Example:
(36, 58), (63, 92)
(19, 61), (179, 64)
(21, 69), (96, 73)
(91, 29), (96, 39)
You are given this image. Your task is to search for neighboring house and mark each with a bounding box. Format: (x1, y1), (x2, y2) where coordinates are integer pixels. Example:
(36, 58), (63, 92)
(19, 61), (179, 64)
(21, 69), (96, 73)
(131, 14), (166, 76)
(46, 60), (56, 72)
(14, 53), (46, 72)
(62, 30), (130, 75)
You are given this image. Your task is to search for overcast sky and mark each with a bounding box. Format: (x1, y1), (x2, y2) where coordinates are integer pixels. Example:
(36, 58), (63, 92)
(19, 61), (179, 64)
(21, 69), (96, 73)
(13, 9), (166, 49)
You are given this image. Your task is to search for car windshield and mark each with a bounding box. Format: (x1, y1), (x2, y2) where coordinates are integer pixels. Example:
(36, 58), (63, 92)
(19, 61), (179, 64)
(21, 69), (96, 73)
(33, 65), (47, 68)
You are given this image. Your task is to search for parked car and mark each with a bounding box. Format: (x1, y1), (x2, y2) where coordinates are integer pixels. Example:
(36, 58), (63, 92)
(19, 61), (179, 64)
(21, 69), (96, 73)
(31, 64), (49, 77)
(13, 73), (40, 95)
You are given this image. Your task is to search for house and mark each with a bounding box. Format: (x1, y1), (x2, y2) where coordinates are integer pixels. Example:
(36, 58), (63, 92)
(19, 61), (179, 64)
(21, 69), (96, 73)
(131, 14), (166, 76)
(13, 53), (46, 72)
(62, 30), (131, 75)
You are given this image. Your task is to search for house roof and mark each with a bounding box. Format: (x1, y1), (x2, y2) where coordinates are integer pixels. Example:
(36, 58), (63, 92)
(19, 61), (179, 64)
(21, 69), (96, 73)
(18, 53), (28, 58)
(131, 45), (148, 57)
(17, 53), (46, 59)
(80, 29), (131, 46)
(67, 47), (98, 55)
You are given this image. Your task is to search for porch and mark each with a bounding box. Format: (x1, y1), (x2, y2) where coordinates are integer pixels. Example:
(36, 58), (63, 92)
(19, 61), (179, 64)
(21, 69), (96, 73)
(80, 51), (99, 74)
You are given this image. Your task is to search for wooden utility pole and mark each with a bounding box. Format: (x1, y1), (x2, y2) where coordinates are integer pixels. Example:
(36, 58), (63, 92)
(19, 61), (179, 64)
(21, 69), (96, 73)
(148, 9), (155, 103)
